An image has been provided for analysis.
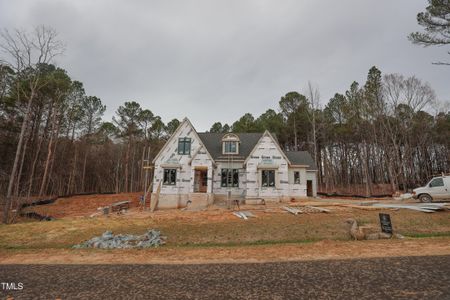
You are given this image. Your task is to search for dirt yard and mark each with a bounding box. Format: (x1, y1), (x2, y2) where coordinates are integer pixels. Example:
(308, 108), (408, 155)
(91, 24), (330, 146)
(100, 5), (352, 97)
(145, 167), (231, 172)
(20, 192), (142, 218)
(1, 193), (450, 264)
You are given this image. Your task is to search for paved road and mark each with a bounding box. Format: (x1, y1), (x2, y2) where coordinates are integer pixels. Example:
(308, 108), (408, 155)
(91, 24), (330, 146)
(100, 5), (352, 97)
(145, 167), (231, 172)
(1, 256), (449, 299)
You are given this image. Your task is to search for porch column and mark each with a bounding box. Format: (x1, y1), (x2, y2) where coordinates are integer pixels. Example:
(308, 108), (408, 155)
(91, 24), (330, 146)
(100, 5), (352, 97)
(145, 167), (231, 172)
(190, 167), (195, 193)
(207, 166), (213, 194)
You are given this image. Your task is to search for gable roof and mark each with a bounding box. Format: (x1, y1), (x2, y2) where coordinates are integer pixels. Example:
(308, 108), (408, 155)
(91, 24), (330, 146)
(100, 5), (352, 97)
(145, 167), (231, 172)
(242, 130), (292, 165)
(198, 132), (317, 170)
(152, 118), (215, 164)
(284, 151), (317, 170)
(153, 117), (317, 170)
(197, 132), (263, 161)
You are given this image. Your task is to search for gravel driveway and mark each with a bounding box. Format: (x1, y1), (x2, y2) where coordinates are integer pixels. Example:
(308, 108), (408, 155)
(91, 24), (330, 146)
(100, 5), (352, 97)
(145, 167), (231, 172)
(1, 256), (449, 299)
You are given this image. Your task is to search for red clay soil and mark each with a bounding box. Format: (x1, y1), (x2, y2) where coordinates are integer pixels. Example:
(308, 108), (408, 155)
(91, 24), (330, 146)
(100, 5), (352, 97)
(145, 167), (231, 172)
(23, 193), (143, 218)
(319, 183), (394, 197)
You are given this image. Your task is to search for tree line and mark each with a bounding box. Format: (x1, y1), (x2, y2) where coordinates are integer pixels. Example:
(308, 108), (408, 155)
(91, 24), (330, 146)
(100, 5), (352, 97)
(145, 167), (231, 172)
(210, 68), (449, 196)
(0, 26), (180, 222)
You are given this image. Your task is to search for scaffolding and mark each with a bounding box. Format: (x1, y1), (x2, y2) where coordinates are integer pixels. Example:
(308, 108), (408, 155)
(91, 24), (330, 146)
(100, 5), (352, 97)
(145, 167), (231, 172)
(142, 146), (153, 211)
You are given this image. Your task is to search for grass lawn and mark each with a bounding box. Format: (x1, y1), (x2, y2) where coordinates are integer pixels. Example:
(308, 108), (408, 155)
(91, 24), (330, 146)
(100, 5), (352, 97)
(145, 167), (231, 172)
(1, 208), (450, 250)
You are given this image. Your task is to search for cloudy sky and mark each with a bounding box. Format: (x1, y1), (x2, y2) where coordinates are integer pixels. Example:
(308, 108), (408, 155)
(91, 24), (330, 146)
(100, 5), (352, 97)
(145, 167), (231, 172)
(0, 0), (448, 131)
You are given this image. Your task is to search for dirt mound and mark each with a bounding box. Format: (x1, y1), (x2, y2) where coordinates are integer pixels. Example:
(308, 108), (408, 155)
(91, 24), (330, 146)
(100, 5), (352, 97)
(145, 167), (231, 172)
(23, 193), (142, 218)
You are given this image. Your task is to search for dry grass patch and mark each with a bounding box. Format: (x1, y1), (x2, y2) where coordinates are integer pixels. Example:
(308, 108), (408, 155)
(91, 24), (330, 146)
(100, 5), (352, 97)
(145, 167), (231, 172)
(0, 208), (449, 250)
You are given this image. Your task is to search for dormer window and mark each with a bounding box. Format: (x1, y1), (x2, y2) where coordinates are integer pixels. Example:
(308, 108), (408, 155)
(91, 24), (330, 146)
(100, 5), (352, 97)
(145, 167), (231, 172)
(224, 141), (237, 153)
(222, 133), (240, 154)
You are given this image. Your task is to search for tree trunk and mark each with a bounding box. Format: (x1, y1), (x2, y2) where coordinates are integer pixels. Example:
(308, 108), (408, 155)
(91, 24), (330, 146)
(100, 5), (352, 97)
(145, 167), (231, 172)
(293, 117), (297, 150)
(14, 127), (30, 198)
(124, 138), (131, 193)
(81, 149), (88, 193)
(39, 108), (58, 196)
(3, 90), (35, 223)
(115, 156), (120, 194)
(44, 124), (60, 195)
(67, 144), (78, 195)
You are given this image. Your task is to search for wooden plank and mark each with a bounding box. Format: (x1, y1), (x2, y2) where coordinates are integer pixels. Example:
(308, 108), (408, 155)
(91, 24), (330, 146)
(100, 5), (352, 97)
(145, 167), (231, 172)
(283, 206), (300, 215)
(150, 182), (161, 212)
(241, 211), (255, 218)
(233, 212), (243, 219)
(341, 204), (385, 211)
(232, 212), (248, 220)
(239, 212), (248, 220)
(306, 206), (331, 213)
(111, 200), (130, 212)
(372, 204), (436, 213)
(112, 200), (130, 206)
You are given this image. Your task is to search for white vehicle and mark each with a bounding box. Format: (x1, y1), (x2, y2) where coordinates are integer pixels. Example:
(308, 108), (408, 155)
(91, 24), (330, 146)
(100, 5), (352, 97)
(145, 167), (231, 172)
(413, 175), (450, 203)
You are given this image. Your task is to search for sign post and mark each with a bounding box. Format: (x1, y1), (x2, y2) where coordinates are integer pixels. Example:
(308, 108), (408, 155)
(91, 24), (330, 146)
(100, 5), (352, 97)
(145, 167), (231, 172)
(379, 213), (393, 235)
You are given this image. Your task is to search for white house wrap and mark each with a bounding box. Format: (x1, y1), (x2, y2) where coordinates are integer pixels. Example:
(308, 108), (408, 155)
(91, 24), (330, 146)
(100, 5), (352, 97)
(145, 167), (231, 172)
(152, 118), (317, 209)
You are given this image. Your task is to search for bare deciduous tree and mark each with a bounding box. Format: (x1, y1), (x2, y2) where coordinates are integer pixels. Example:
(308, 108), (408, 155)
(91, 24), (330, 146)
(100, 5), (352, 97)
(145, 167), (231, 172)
(0, 26), (65, 223)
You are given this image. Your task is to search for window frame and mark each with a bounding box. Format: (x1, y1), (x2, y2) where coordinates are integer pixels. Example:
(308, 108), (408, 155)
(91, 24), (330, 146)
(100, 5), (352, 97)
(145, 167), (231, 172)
(261, 170), (275, 187)
(178, 137), (191, 155)
(223, 141), (238, 154)
(163, 169), (177, 185)
(221, 168), (239, 187)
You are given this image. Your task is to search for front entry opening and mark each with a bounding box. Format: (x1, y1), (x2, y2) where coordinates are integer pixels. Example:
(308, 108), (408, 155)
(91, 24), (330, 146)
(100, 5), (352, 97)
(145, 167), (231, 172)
(194, 169), (208, 193)
(306, 180), (313, 197)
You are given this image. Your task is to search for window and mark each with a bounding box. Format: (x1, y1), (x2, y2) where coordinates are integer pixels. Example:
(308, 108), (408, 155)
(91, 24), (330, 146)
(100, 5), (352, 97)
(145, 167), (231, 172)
(429, 178), (444, 188)
(294, 171), (300, 184)
(221, 133), (240, 154)
(178, 137), (191, 155)
(261, 170), (275, 187)
(221, 169), (239, 187)
(163, 169), (177, 185)
(223, 141), (238, 154)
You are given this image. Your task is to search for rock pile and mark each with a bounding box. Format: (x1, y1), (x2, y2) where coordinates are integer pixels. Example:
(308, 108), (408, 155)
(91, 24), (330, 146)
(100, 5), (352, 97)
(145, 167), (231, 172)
(73, 229), (166, 249)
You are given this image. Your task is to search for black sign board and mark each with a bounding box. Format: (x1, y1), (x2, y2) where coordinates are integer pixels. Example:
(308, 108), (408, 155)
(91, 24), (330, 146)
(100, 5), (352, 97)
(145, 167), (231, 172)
(379, 213), (393, 234)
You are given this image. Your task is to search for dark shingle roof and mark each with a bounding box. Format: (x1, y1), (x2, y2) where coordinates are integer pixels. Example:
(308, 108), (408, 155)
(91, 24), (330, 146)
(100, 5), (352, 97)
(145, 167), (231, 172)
(197, 132), (317, 170)
(197, 132), (263, 161)
(284, 151), (317, 170)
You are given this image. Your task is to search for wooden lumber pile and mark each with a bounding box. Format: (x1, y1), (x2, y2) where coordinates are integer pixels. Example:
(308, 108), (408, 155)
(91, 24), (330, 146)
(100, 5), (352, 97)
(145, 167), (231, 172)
(283, 205), (331, 215)
(282, 206), (302, 215)
(111, 200), (131, 212)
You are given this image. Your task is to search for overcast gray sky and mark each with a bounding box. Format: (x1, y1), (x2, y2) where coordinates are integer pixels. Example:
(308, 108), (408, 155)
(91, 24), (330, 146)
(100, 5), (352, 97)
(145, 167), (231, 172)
(0, 0), (448, 131)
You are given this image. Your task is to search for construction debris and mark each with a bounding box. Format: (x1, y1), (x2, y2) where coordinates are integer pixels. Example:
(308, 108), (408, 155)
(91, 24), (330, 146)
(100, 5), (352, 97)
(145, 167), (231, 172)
(233, 211), (256, 220)
(73, 229), (166, 249)
(111, 200), (130, 212)
(89, 206), (112, 218)
(346, 218), (405, 241)
(283, 206), (301, 215)
(357, 201), (379, 206)
(340, 204), (383, 211)
(303, 206), (331, 213)
(283, 206), (331, 215)
(89, 212), (101, 218)
(393, 193), (413, 201)
(372, 203), (449, 213)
